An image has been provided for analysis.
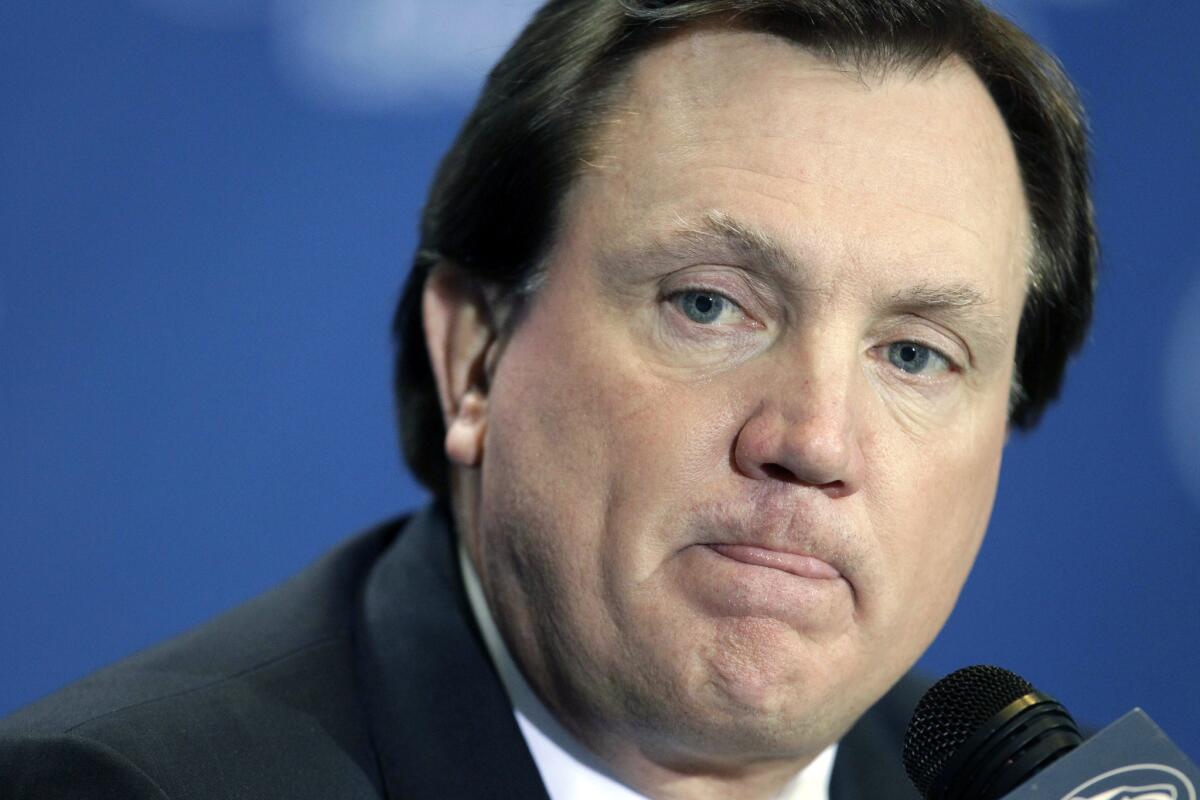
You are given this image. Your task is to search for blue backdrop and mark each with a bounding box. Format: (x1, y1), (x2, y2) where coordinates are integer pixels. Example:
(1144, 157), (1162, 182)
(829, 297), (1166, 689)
(2, 0), (1198, 763)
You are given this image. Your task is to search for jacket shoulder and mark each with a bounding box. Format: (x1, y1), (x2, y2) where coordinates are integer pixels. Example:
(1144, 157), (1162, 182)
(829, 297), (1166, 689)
(0, 734), (170, 799)
(0, 519), (405, 799)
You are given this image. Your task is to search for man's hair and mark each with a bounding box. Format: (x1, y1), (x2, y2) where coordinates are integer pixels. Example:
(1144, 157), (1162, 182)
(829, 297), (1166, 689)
(392, 0), (1097, 496)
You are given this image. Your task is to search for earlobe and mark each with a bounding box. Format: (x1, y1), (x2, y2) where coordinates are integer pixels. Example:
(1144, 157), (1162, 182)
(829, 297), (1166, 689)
(445, 389), (487, 467)
(422, 264), (497, 468)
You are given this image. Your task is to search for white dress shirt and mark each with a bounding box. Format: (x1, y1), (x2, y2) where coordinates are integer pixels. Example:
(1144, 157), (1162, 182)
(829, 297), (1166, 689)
(459, 543), (836, 800)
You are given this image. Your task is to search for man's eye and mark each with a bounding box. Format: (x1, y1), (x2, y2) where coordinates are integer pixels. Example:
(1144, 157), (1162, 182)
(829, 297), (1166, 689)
(886, 342), (951, 376)
(674, 290), (737, 325)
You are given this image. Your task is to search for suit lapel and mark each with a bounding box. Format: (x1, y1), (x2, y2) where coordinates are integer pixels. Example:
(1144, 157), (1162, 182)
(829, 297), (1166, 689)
(355, 504), (551, 800)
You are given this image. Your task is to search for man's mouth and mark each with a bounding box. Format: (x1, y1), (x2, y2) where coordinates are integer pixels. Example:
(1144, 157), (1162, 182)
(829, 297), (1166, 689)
(706, 543), (842, 580)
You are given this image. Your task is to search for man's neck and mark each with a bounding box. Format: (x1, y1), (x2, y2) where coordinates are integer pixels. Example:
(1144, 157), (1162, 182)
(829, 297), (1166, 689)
(457, 538), (836, 800)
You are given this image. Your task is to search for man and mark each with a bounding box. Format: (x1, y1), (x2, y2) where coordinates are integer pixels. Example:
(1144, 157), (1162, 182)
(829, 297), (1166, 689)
(0, 1), (1095, 798)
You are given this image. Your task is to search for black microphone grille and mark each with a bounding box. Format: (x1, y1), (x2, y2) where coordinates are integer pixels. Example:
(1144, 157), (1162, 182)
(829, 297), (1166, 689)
(903, 665), (1037, 797)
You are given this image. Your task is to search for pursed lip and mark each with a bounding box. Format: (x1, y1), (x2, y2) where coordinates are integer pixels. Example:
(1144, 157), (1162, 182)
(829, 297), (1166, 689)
(705, 543), (843, 580)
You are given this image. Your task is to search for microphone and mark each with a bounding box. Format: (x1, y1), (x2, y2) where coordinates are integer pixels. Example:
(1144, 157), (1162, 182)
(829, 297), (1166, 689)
(903, 665), (1199, 800)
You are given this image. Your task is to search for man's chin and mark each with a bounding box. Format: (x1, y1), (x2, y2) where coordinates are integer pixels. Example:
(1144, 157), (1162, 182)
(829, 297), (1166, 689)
(626, 698), (842, 773)
(617, 659), (848, 765)
(697, 637), (884, 748)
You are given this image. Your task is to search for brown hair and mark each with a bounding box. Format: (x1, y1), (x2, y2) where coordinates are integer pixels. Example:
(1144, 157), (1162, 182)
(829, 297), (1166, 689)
(393, 0), (1097, 496)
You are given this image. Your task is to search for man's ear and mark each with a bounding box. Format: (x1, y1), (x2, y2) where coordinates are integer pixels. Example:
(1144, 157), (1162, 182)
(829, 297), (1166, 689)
(422, 264), (498, 469)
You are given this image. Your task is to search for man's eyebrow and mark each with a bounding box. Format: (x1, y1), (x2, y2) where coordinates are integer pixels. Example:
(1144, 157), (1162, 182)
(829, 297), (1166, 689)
(634, 213), (1003, 315)
(882, 282), (1012, 363)
(883, 282), (996, 313)
(652, 210), (795, 277)
(609, 211), (796, 286)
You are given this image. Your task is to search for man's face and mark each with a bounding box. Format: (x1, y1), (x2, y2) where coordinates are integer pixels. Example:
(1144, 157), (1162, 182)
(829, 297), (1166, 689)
(454, 29), (1029, 772)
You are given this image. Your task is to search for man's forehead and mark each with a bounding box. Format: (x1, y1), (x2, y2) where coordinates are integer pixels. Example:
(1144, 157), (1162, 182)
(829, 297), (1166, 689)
(572, 25), (1031, 293)
(632, 25), (868, 106)
(602, 27), (1014, 167)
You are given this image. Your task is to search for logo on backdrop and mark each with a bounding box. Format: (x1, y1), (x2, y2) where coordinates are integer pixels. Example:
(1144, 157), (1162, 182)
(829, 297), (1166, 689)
(134, 0), (1119, 111)
(1165, 270), (1200, 514)
(1061, 764), (1197, 800)
(135, 0), (544, 110)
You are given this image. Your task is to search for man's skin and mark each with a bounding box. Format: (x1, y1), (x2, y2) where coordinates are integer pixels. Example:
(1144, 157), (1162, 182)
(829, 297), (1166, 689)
(423, 27), (1031, 800)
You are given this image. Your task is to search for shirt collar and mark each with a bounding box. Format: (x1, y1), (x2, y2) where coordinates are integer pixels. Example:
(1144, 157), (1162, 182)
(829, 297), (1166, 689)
(458, 541), (836, 800)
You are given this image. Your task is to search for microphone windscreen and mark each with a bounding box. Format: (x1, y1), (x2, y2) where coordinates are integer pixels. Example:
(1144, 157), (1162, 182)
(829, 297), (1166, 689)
(904, 665), (1080, 799)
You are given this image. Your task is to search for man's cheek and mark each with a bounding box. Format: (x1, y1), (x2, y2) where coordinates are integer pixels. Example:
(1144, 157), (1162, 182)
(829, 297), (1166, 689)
(607, 382), (748, 496)
(916, 455), (997, 587)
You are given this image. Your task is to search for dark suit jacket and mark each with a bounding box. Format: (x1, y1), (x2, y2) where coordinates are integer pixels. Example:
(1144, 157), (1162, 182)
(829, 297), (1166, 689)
(0, 504), (925, 799)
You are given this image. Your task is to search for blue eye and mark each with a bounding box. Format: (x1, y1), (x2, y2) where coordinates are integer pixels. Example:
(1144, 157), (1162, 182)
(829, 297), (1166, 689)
(887, 342), (948, 375)
(677, 291), (729, 324)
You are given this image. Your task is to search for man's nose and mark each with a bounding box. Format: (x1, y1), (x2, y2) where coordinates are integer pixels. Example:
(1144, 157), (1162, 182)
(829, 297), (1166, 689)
(732, 377), (864, 498)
